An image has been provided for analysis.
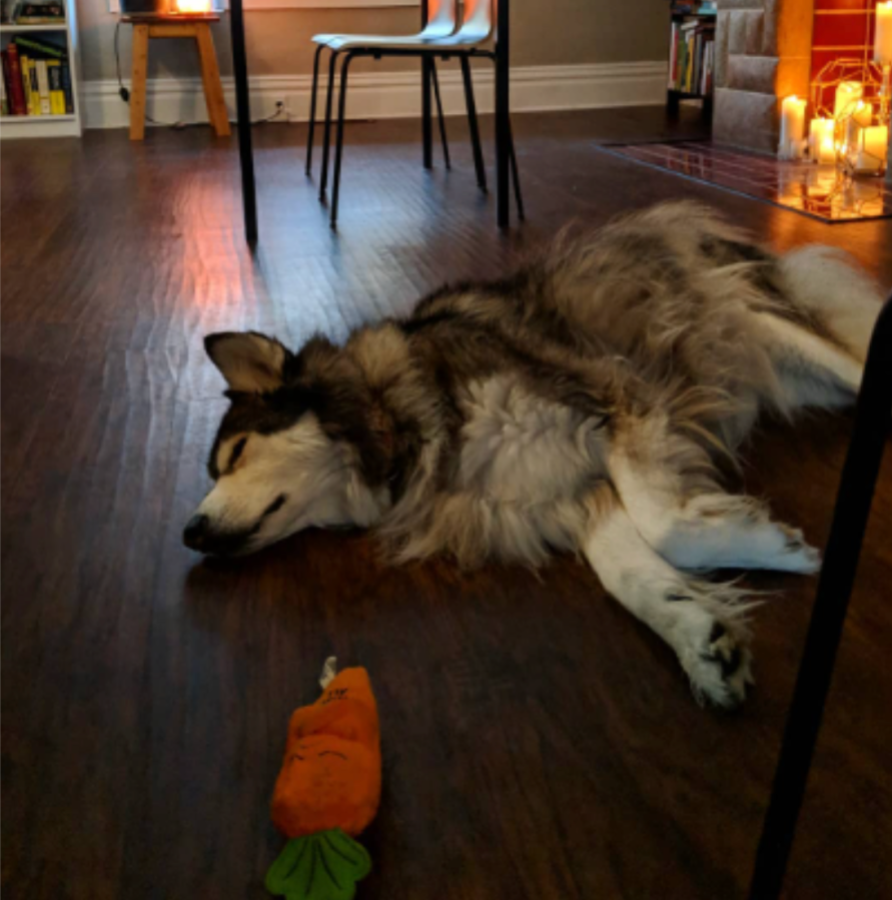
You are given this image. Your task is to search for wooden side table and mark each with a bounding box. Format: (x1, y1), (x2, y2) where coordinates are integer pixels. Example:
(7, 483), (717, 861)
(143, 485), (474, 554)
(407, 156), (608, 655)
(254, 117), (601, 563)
(124, 14), (231, 141)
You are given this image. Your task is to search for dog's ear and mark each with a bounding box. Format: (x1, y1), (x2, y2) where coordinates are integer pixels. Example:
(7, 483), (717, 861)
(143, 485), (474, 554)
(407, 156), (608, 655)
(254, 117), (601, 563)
(204, 332), (292, 393)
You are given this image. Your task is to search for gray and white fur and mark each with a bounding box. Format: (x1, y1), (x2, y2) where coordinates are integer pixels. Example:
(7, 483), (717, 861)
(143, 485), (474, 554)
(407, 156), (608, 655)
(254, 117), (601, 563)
(185, 202), (886, 709)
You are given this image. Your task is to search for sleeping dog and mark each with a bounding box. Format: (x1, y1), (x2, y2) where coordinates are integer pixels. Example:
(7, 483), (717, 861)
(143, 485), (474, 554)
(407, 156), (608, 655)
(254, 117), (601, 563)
(184, 202), (885, 708)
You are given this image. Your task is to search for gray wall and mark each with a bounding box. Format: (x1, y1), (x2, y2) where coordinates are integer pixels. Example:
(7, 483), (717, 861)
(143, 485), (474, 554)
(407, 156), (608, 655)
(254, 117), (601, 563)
(77, 0), (670, 83)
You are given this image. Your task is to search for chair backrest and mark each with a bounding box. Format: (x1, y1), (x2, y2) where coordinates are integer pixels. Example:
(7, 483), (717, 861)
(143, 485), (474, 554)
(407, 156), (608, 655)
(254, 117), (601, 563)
(458, 0), (493, 38)
(426, 0), (458, 32)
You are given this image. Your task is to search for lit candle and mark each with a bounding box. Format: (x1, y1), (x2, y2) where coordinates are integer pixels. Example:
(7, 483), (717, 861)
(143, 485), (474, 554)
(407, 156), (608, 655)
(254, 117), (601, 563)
(809, 118), (836, 164)
(875, 2), (892, 65)
(852, 100), (873, 127)
(779, 95), (807, 159)
(855, 124), (889, 173)
(834, 81), (864, 119)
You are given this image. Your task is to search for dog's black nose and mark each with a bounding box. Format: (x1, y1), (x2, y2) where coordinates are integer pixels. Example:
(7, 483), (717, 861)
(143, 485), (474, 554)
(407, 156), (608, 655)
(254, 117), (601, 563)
(183, 514), (210, 551)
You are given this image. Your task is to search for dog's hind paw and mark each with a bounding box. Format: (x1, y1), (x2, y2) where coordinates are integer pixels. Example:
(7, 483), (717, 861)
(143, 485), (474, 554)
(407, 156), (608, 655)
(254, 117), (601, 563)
(678, 609), (754, 710)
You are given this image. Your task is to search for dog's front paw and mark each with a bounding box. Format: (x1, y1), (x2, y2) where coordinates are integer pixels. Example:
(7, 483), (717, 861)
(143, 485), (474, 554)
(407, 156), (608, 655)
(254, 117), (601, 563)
(777, 525), (822, 574)
(678, 610), (754, 709)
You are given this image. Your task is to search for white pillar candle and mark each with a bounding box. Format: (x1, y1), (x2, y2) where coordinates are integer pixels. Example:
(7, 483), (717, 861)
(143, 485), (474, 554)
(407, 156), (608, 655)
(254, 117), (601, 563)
(852, 100), (873, 127)
(808, 118), (836, 164)
(834, 81), (864, 119)
(779, 95), (807, 159)
(855, 125), (889, 172)
(875, 2), (892, 65)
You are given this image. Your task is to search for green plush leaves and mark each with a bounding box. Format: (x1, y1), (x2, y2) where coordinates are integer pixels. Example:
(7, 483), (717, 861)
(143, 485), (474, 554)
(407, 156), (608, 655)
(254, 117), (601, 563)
(266, 830), (372, 900)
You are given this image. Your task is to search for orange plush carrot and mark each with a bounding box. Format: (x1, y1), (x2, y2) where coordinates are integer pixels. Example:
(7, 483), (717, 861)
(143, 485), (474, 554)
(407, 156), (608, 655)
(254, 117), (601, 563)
(265, 659), (381, 900)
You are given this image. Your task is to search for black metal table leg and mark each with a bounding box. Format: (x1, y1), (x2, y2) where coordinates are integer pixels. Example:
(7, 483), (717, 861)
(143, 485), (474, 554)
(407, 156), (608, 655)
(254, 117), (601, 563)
(229, 0), (256, 244)
(421, 0), (432, 170)
(495, 0), (511, 228)
(748, 295), (892, 900)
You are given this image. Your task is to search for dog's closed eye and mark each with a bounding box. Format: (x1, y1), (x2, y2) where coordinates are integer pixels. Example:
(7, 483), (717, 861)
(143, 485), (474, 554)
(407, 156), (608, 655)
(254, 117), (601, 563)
(263, 494), (287, 517)
(228, 437), (247, 470)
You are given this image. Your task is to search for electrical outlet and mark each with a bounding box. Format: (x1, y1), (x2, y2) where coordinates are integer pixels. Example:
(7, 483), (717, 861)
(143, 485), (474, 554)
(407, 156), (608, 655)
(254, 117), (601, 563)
(266, 98), (288, 122)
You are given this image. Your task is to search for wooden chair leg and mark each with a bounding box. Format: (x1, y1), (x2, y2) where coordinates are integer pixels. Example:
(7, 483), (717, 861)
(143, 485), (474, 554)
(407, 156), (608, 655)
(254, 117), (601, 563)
(129, 24), (149, 141)
(195, 23), (231, 137)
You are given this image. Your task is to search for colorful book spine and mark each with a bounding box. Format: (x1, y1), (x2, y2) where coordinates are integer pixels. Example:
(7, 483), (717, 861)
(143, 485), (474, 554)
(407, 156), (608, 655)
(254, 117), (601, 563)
(668, 22), (679, 89)
(4, 43), (28, 115)
(35, 58), (51, 115)
(20, 53), (33, 114)
(29, 60), (41, 115)
(48, 60), (65, 114)
(0, 66), (7, 117)
(60, 60), (73, 114)
(12, 35), (68, 60)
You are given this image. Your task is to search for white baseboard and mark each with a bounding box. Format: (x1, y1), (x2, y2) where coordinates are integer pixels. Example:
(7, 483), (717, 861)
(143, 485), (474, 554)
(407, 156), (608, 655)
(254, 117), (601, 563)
(82, 61), (667, 130)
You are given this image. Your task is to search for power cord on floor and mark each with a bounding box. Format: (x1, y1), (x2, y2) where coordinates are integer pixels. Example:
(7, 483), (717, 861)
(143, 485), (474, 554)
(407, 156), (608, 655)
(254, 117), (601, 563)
(114, 20), (287, 129)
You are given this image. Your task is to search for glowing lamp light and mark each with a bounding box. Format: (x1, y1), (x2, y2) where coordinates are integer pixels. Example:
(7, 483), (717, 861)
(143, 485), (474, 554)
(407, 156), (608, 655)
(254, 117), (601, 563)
(175, 0), (212, 12)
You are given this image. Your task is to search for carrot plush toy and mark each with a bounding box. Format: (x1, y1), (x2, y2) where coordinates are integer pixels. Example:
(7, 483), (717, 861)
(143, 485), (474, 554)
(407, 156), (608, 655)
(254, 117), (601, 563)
(265, 658), (381, 900)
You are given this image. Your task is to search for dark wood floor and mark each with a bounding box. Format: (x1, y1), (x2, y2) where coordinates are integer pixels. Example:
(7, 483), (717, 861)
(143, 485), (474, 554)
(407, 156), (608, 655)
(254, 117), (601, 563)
(2, 108), (891, 900)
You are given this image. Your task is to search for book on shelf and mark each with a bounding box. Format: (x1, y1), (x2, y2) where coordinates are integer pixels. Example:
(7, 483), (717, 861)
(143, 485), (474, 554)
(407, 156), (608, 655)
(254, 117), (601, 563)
(47, 58), (64, 114)
(2, 43), (27, 115)
(27, 58), (38, 114)
(671, 1), (717, 15)
(34, 57), (50, 114)
(0, 35), (71, 117)
(13, 0), (65, 24)
(14, 35), (67, 59)
(0, 68), (7, 116)
(59, 53), (72, 112)
(19, 51), (32, 110)
(667, 14), (715, 95)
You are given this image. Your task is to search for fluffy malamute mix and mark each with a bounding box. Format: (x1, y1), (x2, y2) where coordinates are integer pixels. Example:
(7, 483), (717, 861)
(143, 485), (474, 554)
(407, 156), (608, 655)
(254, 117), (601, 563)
(185, 203), (885, 708)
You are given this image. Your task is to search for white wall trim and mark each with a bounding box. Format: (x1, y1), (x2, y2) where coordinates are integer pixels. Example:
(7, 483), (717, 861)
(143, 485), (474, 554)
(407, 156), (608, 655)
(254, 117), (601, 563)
(243, 1), (418, 7)
(82, 61), (667, 130)
(107, 1), (415, 11)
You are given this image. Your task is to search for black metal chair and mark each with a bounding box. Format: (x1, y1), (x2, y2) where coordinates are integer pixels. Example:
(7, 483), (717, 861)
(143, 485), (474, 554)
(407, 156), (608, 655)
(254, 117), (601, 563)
(306, 0), (524, 228)
(306, 0), (457, 181)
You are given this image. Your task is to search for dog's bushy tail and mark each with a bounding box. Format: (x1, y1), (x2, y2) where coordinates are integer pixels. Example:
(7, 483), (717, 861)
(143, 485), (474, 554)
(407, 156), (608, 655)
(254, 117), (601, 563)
(779, 246), (885, 362)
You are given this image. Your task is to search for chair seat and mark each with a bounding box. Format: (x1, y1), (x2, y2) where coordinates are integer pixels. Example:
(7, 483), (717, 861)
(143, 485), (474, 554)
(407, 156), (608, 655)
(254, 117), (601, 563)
(313, 32), (454, 51)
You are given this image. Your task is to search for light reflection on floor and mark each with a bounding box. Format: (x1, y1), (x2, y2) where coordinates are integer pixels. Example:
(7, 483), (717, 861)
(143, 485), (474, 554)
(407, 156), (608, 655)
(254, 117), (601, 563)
(604, 141), (892, 223)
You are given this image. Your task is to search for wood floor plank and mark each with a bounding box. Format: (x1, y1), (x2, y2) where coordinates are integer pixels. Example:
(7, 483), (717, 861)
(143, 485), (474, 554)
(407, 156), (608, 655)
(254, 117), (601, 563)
(2, 108), (890, 900)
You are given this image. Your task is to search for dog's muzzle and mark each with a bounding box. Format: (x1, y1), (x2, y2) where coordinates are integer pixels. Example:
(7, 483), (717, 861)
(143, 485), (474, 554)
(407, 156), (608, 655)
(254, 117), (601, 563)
(183, 514), (252, 556)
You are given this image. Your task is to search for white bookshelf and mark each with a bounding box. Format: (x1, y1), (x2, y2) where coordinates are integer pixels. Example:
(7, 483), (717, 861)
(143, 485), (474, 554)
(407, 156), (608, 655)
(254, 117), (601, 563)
(0, 0), (82, 138)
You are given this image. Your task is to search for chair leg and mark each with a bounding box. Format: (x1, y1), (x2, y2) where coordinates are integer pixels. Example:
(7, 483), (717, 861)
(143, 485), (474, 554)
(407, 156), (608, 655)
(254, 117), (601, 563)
(459, 55), (486, 193)
(508, 123), (524, 220)
(331, 52), (355, 229)
(319, 49), (339, 201)
(431, 61), (450, 170)
(422, 57), (433, 169)
(306, 43), (325, 176)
